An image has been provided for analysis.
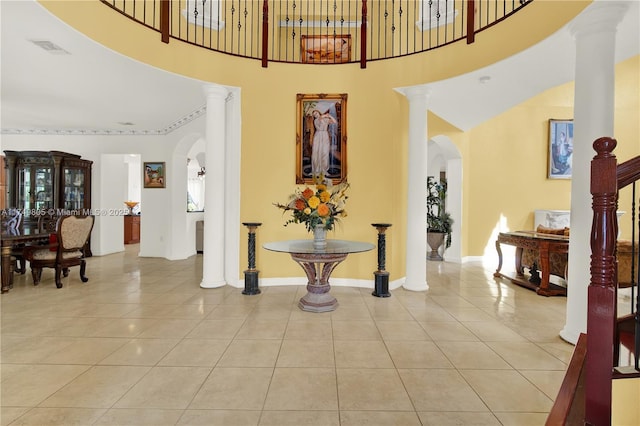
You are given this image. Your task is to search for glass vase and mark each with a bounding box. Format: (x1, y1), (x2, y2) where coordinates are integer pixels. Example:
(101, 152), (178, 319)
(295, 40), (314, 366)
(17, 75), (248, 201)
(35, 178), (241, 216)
(313, 224), (327, 250)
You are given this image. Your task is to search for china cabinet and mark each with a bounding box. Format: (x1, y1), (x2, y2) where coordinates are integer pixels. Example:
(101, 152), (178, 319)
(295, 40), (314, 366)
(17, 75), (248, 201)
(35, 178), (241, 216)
(3, 151), (92, 226)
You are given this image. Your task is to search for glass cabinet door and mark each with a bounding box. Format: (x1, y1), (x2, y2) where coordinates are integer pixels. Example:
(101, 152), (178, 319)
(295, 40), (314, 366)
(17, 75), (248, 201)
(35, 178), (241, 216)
(17, 167), (31, 212)
(63, 168), (85, 210)
(34, 167), (53, 211)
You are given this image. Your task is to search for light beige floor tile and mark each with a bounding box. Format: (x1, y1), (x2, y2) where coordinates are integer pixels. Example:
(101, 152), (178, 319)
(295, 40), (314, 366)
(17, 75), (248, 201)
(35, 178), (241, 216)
(7, 407), (106, 426)
(158, 338), (231, 367)
(493, 412), (550, 426)
(185, 319), (244, 339)
(538, 341), (575, 364)
(366, 304), (414, 321)
(0, 336), (77, 364)
(0, 407), (31, 425)
(420, 321), (480, 342)
(519, 370), (566, 399)
(398, 368), (489, 412)
(436, 341), (513, 369)
(114, 366), (211, 409)
(217, 339), (282, 367)
(77, 303), (139, 318)
(86, 318), (159, 338)
(136, 319), (201, 338)
(406, 306), (457, 322)
(417, 411), (501, 425)
(332, 320), (382, 340)
(340, 411), (422, 426)
(326, 304), (372, 320)
(45, 337), (129, 365)
(284, 318), (333, 340)
(1, 364), (89, 407)
(97, 338), (179, 366)
(166, 303), (216, 319)
(276, 339), (335, 368)
(486, 341), (568, 370)
(37, 317), (106, 337)
(459, 370), (553, 412)
(386, 341), (454, 368)
(189, 367), (273, 410)
(337, 368), (413, 411)
(94, 408), (184, 425)
(39, 365), (150, 408)
(334, 340), (394, 368)
(264, 367), (337, 411)
(249, 304), (294, 320)
(178, 409), (261, 425)
(444, 306), (498, 322)
(205, 304), (255, 319)
(235, 319), (288, 339)
(121, 304), (182, 318)
(375, 320), (430, 341)
(462, 321), (528, 342)
(259, 410), (340, 425)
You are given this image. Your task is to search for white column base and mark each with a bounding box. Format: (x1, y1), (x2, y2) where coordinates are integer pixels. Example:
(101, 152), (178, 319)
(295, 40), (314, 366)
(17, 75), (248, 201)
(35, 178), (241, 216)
(402, 280), (428, 292)
(200, 279), (226, 289)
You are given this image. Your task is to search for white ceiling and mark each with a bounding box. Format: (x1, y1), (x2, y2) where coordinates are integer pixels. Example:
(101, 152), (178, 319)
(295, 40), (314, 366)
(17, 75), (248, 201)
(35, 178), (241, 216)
(1, 0), (638, 135)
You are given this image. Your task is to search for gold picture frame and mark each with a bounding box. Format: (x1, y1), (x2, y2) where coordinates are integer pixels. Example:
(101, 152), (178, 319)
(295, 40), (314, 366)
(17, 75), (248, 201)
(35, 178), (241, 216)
(301, 35), (352, 64)
(143, 162), (166, 188)
(296, 93), (347, 184)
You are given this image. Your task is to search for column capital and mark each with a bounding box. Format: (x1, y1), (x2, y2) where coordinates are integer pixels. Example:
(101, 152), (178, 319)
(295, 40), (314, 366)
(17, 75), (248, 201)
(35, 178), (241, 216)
(396, 85), (431, 102)
(203, 83), (229, 100)
(569, 1), (629, 39)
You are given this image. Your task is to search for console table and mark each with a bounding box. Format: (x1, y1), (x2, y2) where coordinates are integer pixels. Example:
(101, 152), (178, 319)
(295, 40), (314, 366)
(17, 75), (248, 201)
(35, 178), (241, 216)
(263, 239), (374, 312)
(494, 231), (569, 296)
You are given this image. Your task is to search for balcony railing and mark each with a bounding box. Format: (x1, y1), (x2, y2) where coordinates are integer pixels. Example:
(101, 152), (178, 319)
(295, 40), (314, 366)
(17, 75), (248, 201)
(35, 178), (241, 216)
(100, 0), (532, 67)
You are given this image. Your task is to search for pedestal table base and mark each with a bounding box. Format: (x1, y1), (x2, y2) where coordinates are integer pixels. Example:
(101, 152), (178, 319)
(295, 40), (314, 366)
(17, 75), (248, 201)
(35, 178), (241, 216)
(291, 252), (348, 313)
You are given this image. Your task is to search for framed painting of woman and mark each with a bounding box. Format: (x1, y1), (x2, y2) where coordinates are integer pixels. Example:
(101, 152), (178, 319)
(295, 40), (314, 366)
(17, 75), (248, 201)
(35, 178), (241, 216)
(296, 93), (347, 184)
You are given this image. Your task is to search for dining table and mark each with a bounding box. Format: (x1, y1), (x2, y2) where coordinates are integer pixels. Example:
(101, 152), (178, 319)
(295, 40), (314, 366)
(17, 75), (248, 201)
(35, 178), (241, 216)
(1, 226), (49, 293)
(263, 239), (375, 312)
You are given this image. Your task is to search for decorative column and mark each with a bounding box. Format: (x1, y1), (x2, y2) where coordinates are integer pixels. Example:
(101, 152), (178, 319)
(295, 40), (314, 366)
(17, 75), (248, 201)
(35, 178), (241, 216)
(398, 86), (430, 291)
(560, 2), (628, 344)
(200, 84), (228, 289)
(242, 222), (262, 295)
(371, 223), (392, 297)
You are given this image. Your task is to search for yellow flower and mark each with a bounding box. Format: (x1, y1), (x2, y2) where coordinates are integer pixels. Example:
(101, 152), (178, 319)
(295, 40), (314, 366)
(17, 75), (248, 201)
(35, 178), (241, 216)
(319, 190), (331, 202)
(308, 196), (320, 209)
(317, 184), (327, 191)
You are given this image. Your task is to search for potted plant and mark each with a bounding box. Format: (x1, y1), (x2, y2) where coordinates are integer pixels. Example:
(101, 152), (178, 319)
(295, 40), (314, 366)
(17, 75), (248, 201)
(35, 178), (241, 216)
(427, 176), (453, 260)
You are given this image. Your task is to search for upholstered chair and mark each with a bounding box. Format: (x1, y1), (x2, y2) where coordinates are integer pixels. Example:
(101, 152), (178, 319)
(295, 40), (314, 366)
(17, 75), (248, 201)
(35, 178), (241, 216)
(24, 215), (94, 288)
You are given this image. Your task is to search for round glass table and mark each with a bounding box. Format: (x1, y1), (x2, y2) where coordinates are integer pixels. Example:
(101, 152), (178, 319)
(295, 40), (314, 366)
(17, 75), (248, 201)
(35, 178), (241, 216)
(263, 239), (375, 312)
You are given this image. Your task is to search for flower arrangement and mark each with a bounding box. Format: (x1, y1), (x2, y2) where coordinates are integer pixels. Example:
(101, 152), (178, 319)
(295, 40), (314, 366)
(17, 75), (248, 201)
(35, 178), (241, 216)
(274, 178), (349, 232)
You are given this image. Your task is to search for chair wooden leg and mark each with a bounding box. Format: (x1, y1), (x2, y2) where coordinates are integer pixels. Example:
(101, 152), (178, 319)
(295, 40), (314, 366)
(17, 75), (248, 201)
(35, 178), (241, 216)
(80, 260), (89, 283)
(63, 268), (69, 278)
(31, 267), (42, 286)
(55, 267), (63, 289)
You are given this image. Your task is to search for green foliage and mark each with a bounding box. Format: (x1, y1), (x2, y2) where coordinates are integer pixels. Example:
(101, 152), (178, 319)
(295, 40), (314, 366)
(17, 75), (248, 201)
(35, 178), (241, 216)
(427, 176), (453, 249)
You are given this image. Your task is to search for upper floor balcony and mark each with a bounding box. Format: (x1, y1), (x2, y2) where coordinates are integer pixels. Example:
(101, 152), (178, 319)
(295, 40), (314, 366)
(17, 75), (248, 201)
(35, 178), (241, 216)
(101, 0), (531, 67)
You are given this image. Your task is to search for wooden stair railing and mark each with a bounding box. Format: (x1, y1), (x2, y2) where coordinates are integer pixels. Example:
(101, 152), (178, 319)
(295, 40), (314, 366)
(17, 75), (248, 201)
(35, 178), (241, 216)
(546, 333), (587, 426)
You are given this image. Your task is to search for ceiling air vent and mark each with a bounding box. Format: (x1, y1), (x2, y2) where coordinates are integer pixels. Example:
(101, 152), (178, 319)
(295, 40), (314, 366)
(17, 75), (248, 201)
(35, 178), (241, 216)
(29, 39), (70, 55)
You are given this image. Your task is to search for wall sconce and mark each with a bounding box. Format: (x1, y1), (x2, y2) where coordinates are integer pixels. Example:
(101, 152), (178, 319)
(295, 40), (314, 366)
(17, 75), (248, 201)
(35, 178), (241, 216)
(197, 167), (206, 179)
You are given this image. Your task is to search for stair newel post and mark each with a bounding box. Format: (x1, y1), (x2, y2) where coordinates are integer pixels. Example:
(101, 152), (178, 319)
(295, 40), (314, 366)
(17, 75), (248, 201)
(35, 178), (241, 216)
(242, 222), (262, 295)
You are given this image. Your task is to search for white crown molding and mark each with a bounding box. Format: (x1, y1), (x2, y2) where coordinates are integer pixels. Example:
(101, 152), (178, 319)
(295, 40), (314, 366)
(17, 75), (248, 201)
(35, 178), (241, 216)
(1, 105), (207, 136)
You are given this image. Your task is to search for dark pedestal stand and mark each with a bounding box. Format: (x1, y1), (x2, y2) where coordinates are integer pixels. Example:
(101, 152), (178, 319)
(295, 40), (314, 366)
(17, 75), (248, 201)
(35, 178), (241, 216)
(371, 223), (392, 298)
(242, 222), (262, 295)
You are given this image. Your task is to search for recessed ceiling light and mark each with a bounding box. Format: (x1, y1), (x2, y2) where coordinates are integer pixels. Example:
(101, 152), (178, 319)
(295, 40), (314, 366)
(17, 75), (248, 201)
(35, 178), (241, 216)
(29, 39), (70, 55)
(478, 76), (491, 84)
(118, 122), (135, 126)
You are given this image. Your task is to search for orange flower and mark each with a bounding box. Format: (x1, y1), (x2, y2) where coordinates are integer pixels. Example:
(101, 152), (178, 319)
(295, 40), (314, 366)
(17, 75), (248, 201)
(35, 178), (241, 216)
(294, 198), (306, 210)
(302, 188), (314, 199)
(317, 203), (330, 217)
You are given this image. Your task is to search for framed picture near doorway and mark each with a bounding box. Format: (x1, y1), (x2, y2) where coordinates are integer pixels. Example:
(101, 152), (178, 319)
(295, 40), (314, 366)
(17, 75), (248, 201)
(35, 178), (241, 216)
(143, 162), (166, 188)
(548, 119), (573, 179)
(296, 93), (347, 184)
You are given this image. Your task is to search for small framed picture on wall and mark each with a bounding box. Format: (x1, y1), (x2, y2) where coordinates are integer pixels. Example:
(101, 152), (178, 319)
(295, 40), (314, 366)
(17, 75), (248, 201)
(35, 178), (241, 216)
(143, 162), (166, 188)
(548, 119), (573, 179)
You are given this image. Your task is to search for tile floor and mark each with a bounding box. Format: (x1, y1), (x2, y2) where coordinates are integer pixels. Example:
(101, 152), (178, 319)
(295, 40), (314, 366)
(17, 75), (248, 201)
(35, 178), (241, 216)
(1, 245), (577, 425)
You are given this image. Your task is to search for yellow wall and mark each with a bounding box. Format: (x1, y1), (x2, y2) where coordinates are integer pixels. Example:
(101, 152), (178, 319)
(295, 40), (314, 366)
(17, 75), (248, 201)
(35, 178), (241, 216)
(40, 0), (640, 282)
(612, 377), (640, 426)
